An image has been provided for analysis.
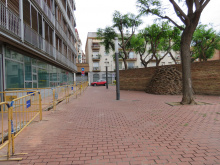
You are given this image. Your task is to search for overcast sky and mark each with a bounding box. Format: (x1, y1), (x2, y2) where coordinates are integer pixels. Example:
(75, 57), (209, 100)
(75, 0), (220, 52)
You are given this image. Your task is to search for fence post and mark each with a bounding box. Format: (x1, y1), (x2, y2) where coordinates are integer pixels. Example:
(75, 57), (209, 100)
(39, 92), (42, 121)
(10, 105), (15, 155)
(53, 89), (56, 110)
(7, 105), (12, 159)
(80, 82), (82, 95)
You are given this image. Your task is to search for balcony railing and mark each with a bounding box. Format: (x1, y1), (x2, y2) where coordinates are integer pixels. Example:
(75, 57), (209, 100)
(92, 44), (100, 49)
(128, 66), (138, 69)
(127, 55), (137, 60)
(93, 67), (100, 71)
(56, 50), (74, 69)
(55, 19), (77, 56)
(24, 23), (43, 50)
(0, 1), (76, 71)
(56, 0), (76, 38)
(42, 0), (54, 23)
(0, 3), (20, 37)
(33, 0), (54, 24)
(92, 55), (101, 60)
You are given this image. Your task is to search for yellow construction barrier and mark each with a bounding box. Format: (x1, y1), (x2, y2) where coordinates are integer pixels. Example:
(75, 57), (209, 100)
(2, 82), (89, 111)
(0, 82), (88, 161)
(0, 91), (42, 161)
(0, 102), (11, 160)
(1, 88), (54, 110)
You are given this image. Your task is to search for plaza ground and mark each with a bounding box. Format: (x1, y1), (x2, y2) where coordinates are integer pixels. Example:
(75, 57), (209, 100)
(1, 86), (220, 165)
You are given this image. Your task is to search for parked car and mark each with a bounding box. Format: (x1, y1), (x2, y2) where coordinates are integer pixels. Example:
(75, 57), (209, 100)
(91, 79), (106, 86)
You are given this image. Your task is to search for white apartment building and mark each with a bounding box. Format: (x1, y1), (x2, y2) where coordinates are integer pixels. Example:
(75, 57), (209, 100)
(85, 32), (180, 85)
(0, 0), (78, 91)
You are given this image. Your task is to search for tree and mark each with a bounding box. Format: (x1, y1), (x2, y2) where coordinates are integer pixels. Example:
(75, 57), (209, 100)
(129, 33), (153, 67)
(97, 11), (142, 70)
(137, 0), (211, 104)
(130, 22), (181, 67)
(191, 24), (220, 62)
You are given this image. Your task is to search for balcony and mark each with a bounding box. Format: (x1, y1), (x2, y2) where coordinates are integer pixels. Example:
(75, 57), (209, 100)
(92, 43), (100, 50)
(176, 56), (181, 61)
(56, 0), (76, 38)
(0, 1), (77, 72)
(93, 67), (100, 72)
(127, 55), (137, 61)
(0, 3), (21, 38)
(128, 66), (138, 69)
(55, 19), (77, 56)
(33, 0), (54, 24)
(92, 55), (101, 61)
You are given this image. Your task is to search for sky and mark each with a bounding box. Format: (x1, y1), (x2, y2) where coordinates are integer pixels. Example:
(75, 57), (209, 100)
(75, 0), (220, 52)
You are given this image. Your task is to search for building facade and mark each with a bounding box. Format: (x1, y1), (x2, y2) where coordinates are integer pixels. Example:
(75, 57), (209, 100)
(75, 28), (89, 83)
(85, 32), (180, 85)
(0, 0), (78, 91)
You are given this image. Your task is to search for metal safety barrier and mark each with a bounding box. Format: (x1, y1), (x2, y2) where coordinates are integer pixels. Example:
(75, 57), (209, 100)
(2, 82), (89, 111)
(0, 82), (88, 161)
(0, 88), (54, 111)
(0, 91), (42, 161)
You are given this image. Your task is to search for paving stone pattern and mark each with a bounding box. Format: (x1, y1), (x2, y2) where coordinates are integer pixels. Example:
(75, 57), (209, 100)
(1, 86), (220, 165)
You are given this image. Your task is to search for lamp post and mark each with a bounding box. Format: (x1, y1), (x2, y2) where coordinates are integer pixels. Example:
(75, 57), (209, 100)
(104, 58), (109, 89)
(115, 37), (120, 100)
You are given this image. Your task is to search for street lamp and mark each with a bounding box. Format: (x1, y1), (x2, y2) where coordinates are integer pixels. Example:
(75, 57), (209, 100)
(115, 37), (120, 100)
(104, 58), (109, 89)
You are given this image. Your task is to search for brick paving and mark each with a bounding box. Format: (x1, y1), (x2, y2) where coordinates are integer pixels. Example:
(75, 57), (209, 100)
(1, 86), (220, 165)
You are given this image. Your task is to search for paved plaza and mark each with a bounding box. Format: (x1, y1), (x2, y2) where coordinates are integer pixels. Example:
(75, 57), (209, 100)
(1, 86), (220, 165)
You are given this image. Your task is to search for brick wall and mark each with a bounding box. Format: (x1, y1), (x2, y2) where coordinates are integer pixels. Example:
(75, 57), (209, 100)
(120, 60), (220, 95)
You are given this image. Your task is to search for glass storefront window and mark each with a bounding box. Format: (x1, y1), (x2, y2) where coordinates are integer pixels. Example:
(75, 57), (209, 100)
(33, 82), (37, 88)
(33, 75), (37, 81)
(11, 51), (23, 62)
(32, 59), (38, 66)
(38, 60), (47, 69)
(5, 59), (24, 89)
(5, 49), (11, 58)
(25, 82), (32, 88)
(24, 56), (32, 81)
(50, 73), (57, 81)
(5, 49), (74, 89)
(38, 69), (49, 88)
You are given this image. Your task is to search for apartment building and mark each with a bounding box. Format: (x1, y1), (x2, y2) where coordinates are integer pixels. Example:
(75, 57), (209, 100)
(0, 0), (77, 91)
(75, 29), (89, 82)
(85, 32), (180, 85)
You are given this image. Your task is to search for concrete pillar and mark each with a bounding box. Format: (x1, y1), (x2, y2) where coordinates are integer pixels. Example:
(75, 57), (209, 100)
(42, 19), (45, 51)
(5, 0), (9, 30)
(19, 0), (24, 41)
(53, 30), (56, 59)
(52, 0), (55, 25)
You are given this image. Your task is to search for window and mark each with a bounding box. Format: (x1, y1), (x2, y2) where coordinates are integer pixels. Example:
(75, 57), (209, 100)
(129, 52), (134, 59)
(12, 65), (18, 71)
(162, 62), (165, 66)
(24, 56), (32, 81)
(168, 62), (172, 65)
(119, 62), (122, 70)
(5, 60), (24, 88)
(128, 62), (134, 69)
(93, 62), (99, 67)
(93, 74), (99, 82)
(93, 52), (99, 59)
(151, 62), (156, 67)
(104, 51), (108, 56)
